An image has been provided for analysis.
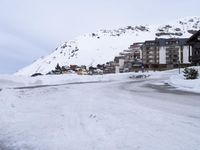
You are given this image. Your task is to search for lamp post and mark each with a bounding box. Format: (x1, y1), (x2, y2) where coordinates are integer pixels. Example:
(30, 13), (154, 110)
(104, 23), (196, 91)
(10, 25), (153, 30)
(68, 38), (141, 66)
(178, 60), (180, 74)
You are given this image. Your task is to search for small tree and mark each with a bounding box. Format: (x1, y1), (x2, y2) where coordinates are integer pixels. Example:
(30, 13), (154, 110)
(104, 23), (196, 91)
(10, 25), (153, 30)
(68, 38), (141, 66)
(183, 67), (199, 80)
(55, 63), (61, 71)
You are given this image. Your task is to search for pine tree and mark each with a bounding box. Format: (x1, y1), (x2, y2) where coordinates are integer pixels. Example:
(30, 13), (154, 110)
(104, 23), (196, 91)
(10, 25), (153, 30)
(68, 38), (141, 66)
(183, 67), (199, 79)
(55, 63), (61, 71)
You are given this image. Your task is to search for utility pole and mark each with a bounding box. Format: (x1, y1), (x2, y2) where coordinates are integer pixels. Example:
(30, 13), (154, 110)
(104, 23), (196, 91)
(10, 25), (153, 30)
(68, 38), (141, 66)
(178, 60), (181, 74)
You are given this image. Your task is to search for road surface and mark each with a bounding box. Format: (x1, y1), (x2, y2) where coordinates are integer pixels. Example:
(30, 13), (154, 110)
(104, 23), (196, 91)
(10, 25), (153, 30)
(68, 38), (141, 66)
(0, 77), (200, 150)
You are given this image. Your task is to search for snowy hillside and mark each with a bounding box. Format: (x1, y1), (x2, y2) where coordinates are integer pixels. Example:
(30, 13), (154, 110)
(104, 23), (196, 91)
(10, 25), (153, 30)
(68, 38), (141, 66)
(16, 17), (200, 76)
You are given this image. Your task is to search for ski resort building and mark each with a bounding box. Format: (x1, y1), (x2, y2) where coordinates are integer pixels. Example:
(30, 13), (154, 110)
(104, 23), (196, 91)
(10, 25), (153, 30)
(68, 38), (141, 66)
(114, 43), (143, 73)
(187, 30), (200, 66)
(142, 38), (190, 69)
(127, 42), (143, 59)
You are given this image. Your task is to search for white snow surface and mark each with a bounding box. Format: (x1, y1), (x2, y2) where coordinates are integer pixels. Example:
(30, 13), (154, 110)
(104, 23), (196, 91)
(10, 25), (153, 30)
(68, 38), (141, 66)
(168, 67), (200, 93)
(0, 69), (200, 150)
(15, 16), (200, 75)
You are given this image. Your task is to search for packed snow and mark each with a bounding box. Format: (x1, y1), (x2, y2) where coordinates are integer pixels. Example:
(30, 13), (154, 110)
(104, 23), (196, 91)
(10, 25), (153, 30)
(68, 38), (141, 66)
(0, 68), (200, 150)
(168, 67), (200, 93)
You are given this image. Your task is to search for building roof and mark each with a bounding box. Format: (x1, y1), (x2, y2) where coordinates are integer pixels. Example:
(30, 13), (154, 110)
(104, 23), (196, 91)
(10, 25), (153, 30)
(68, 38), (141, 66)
(156, 38), (188, 46)
(187, 30), (200, 43)
(143, 38), (188, 47)
(143, 40), (158, 46)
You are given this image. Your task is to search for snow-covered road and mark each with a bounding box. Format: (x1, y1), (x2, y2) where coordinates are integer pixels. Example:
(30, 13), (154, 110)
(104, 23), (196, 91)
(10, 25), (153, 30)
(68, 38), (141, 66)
(0, 74), (200, 150)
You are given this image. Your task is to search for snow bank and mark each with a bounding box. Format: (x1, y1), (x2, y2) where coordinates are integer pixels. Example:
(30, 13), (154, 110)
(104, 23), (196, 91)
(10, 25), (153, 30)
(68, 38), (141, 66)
(2, 67), (200, 93)
(0, 72), (151, 89)
(168, 67), (200, 93)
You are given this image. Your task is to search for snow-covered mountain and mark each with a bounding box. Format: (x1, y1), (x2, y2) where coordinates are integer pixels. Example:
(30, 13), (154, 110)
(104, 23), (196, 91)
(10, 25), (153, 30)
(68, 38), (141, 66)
(16, 17), (200, 76)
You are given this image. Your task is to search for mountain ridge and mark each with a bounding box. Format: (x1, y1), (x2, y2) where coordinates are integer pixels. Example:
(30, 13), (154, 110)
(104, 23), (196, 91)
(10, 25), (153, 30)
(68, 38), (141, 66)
(16, 16), (200, 75)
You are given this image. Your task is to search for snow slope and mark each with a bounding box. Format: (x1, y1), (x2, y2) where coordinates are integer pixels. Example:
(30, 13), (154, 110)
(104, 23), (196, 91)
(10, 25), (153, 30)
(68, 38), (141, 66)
(16, 17), (200, 76)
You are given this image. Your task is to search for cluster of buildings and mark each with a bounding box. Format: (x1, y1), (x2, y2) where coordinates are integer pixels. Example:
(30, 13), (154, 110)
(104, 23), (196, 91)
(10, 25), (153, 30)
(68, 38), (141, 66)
(45, 30), (200, 76)
(111, 30), (200, 73)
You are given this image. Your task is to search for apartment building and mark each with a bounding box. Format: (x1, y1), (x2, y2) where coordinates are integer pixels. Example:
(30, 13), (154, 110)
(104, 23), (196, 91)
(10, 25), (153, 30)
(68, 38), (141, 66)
(142, 38), (190, 69)
(187, 30), (200, 65)
(142, 40), (159, 67)
(114, 42), (143, 72)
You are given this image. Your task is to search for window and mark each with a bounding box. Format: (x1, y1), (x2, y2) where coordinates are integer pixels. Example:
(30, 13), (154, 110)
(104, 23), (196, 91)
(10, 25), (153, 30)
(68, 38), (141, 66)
(174, 55), (178, 58)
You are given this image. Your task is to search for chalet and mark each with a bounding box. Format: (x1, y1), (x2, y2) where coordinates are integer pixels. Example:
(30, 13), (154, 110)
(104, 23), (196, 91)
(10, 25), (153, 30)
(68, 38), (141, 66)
(141, 38), (190, 69)
(187, 30), (200, 65)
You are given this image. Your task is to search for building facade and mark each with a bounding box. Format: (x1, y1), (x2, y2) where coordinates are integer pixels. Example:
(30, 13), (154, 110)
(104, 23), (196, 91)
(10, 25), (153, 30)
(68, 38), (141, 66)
(187, 30), (200, 65)
(142, 38), (190, 69)
(142, 40), (159, 68)
(114, 42), (143, 72)
(127, 42), (143, 59)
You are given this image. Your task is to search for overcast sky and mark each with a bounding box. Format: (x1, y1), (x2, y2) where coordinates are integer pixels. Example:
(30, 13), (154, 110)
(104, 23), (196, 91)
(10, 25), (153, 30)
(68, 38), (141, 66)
(0, 0), (199, 74)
